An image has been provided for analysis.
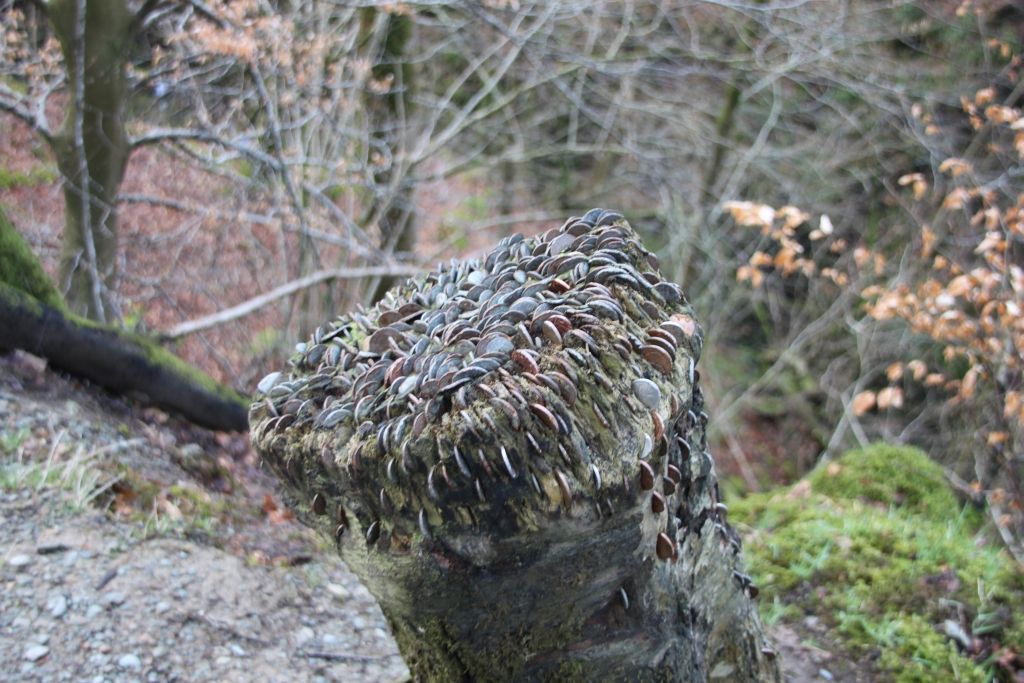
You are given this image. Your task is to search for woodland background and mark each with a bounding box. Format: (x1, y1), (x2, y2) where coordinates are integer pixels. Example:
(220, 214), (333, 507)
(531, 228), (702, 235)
(2, 1), (1023, 680)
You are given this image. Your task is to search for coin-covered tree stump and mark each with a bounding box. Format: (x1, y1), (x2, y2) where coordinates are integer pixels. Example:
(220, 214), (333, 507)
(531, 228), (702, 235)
(250, 210), (781, 682)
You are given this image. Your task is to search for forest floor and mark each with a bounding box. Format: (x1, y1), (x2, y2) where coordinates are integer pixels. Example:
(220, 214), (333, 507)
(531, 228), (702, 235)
(0, 350), (408, 683)
(0, 349), (851, 683)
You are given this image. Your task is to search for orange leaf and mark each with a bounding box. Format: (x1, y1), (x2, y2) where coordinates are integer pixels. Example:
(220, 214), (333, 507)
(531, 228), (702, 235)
(886, 363), (904, 382)
(262, 493), (279, 514)
(907, 360), (927, 381)
(877, 387), (904, 410)
(852, 391), (877, 416)
(986, 432), (1009, 446)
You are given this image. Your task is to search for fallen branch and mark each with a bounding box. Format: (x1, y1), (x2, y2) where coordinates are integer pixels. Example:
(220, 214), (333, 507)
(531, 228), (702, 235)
(0, 282), (249, 432)
(159, 265), (426, 341)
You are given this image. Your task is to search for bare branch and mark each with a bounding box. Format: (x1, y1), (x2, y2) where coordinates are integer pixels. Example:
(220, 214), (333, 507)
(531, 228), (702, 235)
(129, 128), (283, 170)
(0, 85), (53, 144)
(159, 265), (427, 341)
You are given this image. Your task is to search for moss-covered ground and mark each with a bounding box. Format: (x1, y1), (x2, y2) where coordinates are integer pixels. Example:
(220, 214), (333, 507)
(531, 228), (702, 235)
(733, 444), (1024, 682)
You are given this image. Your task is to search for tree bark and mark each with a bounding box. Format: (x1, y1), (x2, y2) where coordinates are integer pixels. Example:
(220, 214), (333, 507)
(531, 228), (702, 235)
(250, 213), (781, 681)
(49, 0), (132, 322)
(358, 8), (417, 302)
(0, 282), (248, 432)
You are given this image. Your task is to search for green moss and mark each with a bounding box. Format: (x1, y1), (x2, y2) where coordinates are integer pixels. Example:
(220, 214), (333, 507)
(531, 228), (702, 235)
(809, 444), (966, 523)
(875, 615), (985, 683)
(0, 165), (58, 190)
(732, 443), (1022, 682)
(73, 311), (248, 409)
(0, 205), (67, 311)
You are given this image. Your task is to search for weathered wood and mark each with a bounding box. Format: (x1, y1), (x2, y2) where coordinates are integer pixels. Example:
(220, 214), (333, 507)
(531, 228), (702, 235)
(0, 282), (248, 432)
(251, 211), (781, 681)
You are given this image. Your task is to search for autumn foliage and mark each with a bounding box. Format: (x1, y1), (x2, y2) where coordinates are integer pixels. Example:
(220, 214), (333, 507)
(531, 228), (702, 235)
(727, 35), (1024, 559)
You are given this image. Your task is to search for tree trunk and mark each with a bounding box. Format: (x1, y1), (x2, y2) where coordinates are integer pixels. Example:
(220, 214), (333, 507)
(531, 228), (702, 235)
(358, 8), (417, 302)
(250, 212), (781, 681)
(49, 0), (132, 322)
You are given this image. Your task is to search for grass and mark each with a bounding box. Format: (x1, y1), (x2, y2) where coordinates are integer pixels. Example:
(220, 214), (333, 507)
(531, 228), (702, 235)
(114, 468), (229, 543)
(732, 443), (1023, 682)
(0, 428), (224, 542)
(0, 430), (124, 511)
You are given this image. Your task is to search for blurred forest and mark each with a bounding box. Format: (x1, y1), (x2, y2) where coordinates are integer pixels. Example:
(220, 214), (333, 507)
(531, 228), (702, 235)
(2, 0), (1024, 677)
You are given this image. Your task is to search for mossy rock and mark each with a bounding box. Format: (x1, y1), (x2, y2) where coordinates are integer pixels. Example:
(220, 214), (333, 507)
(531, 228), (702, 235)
(0, 205), (66, 311)
(807, 444), (961, 523)
(732, 443), (1023, 682)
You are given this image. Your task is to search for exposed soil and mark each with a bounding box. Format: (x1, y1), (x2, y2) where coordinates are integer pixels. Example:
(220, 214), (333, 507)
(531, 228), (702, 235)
(0, 351), (408, 682)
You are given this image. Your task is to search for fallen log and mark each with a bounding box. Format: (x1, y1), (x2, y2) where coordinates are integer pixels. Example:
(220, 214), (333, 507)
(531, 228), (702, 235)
(0, 206), (248, 432)
(0, 281), (248, 431)
(250, 210), (781, 681)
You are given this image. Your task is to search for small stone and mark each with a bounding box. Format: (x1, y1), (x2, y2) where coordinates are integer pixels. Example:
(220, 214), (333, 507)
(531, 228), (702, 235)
(85, 604), (103, 619)
(101, 591), (125, 608)
(229, 644), (247, 657)
(325, 583), (350, 601)
(47, 593), (68, 619)
(8, 554), (32, 570)
(632, 379), (662, 410)
(23, 644), (49, 662)
(294, 626), (315, 646)
(117, 653), (142, 671)
(155, 601), (171, 614)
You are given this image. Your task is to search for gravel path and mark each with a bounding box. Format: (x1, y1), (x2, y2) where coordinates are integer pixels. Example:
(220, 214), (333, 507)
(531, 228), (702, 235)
(0, 352), (409, 682)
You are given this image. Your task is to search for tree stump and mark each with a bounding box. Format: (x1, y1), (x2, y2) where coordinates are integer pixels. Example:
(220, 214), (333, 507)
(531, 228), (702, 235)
(249, 210), (781, 681)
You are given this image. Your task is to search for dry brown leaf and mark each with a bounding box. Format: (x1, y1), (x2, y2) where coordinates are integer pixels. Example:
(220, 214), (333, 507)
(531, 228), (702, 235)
(986, 432), (1009, 446)
(852, 391), (877, 416)
(886, 362), (904, 382)
(942, 188), (969, 210)
(939, 157), (972, 177)
(877, 387), (904, 410)
(724, 200), (775, 228)
(907, 360), (928, 381)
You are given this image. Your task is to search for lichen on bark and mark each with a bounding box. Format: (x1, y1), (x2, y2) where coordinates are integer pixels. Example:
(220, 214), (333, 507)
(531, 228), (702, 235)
(250, 210), (781, 681)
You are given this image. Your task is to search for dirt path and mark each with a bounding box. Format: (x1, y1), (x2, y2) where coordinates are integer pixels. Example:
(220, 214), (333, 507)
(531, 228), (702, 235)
(1, 352), (408, 682)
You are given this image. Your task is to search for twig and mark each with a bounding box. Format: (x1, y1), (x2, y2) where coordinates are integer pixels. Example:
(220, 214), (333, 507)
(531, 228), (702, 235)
(986, 496), (1024, 566)
(130, 128), (282, 171)
(94, 568), (118, 591)
(299, 649), (400, 662)
(724, 432), (760, 493)
(179, 612), (271, 647)
(159, 265), (426, 340)
(942, 468), (985, 506)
